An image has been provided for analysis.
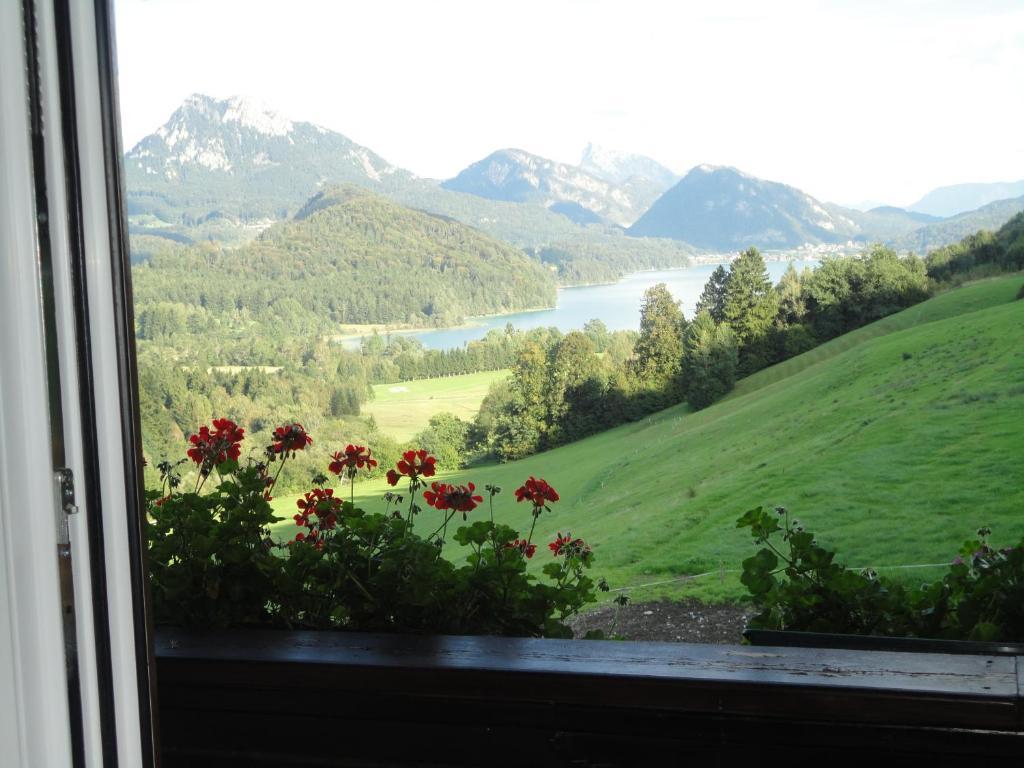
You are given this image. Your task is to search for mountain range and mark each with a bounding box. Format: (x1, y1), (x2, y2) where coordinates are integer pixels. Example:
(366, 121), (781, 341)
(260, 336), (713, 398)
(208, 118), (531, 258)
(441, 148), (668, 227)
(908, 180), (1024, 218)
(124, 94), (1024, 262)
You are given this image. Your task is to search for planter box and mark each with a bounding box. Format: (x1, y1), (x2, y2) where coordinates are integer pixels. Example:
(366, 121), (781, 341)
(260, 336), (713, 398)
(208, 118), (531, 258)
(744, 628), (1024, 656)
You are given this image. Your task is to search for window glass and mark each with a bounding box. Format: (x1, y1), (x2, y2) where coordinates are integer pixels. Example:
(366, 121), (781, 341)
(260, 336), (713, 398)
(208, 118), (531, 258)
(115, 0), (1024, 645)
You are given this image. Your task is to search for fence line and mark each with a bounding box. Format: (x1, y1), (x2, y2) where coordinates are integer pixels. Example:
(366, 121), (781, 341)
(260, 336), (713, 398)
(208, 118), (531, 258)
(610, 561), (954, 593)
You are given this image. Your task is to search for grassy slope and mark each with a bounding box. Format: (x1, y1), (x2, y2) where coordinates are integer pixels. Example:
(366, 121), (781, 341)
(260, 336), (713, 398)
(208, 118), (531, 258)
(274, 276), (1024, 603)
(362, 369), (510, 442)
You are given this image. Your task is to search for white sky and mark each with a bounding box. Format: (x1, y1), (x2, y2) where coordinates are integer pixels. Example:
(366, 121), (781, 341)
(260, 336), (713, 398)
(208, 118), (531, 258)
(114, 0), (1024, 207)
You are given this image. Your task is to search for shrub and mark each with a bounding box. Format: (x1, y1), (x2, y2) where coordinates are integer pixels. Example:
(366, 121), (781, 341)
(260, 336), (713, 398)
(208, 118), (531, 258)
(737, 506), (1024, 641)
(147, 419), (600, 637)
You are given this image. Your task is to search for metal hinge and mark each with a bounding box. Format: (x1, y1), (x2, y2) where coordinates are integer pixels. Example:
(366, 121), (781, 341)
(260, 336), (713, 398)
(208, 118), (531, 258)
(56, 467), (78, 515)
(54, 468), (78, 546)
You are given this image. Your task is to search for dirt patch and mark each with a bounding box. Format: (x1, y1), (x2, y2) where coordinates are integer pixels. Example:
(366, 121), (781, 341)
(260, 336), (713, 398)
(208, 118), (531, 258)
(569, 599), (751, 644)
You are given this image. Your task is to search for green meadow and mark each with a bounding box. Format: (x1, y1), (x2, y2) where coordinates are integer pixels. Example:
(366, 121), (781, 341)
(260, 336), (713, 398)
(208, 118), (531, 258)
(273, 276), (1024, 604)
(362, 369), (510, 442)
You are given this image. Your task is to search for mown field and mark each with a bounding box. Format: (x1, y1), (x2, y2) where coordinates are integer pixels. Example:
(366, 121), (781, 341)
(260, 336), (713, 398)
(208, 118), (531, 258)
(273, 276), (1024, 604)
(361, 369), (510, 442)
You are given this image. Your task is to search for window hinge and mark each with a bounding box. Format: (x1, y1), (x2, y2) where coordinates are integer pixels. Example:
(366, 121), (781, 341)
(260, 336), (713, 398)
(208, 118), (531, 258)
(54, 468), (78, 546)
(56, 467), (79, 515)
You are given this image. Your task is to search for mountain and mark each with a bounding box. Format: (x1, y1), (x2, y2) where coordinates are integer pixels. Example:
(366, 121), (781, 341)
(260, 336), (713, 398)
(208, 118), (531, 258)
(627, 165), (863, 250)
(891, 195), (1024, 254)
(841, 206), (943, 241)
(131, 186), (557, 330)
(441, 148), (659, 227)
(125, 94), (411, 226)
(908, 180), (1024, 218)
(123, 94), (596, 252)
(124, 95), (694, 284)
(578, 143), (678, 189)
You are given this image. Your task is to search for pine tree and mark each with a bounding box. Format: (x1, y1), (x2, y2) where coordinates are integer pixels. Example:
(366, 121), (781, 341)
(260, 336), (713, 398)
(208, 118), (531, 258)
(723, 247), (779, 372)
(695, 265), (730, 323)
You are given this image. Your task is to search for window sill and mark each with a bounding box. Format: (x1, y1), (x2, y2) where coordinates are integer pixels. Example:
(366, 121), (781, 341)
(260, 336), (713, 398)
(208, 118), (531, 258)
(156, 628), (1024, 765)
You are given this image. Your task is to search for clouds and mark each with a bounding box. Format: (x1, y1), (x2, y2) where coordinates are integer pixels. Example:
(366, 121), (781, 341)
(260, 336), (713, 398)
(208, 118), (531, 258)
(114, 0), (1024, 205)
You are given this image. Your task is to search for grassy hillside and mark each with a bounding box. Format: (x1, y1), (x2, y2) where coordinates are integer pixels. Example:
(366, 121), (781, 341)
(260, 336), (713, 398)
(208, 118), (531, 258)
(363, 369), (510, 442)
(272, 276), (1024, 603)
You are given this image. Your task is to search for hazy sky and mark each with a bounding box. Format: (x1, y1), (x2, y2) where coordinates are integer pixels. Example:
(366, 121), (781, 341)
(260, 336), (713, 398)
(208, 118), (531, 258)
(114, 0), (1024, 206)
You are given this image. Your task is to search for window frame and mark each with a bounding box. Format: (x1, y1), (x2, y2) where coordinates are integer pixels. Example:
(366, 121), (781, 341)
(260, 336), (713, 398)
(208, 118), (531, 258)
(60, 1), (1024, 762)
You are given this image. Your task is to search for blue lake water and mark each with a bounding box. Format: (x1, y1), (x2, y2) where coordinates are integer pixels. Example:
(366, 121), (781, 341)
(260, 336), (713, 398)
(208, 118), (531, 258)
(357, 260), (818, 351)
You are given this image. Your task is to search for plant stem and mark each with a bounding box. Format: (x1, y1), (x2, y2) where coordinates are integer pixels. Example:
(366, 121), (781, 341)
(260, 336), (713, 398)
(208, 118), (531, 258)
(525, 508), (540, 547)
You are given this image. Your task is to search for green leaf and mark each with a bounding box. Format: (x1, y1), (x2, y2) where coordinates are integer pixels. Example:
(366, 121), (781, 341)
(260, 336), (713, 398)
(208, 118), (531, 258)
(216, 458), (239, 476)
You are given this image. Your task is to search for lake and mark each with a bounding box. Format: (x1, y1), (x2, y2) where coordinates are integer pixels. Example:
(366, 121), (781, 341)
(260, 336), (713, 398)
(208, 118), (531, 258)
(357, 260), (818, 351)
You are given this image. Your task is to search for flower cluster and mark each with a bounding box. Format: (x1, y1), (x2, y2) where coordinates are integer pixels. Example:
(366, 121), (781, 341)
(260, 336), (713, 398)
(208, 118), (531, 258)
(514, 476), (559, 509)
(328, 444), (378, 477)
(386, 449), (437, 486)
(186, 418), (245, 473)
(423, 482), (483, 514)
(504, 538), (537, 559)
(148, 421), (602, 638)
(548, 531), (591, 559)
(291, 487), (343, 550)
(269, 423), (312, 457)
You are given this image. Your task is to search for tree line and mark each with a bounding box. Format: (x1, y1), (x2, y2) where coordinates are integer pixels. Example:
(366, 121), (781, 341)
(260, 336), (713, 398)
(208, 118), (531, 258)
(473, 211), (1024, 465)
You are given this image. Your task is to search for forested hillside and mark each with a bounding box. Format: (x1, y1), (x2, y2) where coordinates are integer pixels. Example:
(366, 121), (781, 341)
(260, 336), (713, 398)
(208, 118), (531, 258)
(132, 186), (556, 333)
(893, 197), (1024, 254)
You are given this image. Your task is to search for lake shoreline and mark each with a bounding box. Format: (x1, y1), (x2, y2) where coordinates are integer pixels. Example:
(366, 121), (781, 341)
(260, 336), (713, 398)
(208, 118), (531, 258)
(336, 259), (820, 351)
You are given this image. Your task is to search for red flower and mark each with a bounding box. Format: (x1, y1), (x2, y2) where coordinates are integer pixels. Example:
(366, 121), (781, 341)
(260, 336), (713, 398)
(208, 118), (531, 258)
(549, 532), (590, 558)
(294, 487), (341, 531)
(505, 538), (537, 559)
(292, 531), (323, 551)
(186, 418), (245, 469)
(328, 444), (378, 476)
(388, 450), (437, 485)
(514, 477), (559, 507)
(269, 423), (312, 455)
(422, 482), (482, 513)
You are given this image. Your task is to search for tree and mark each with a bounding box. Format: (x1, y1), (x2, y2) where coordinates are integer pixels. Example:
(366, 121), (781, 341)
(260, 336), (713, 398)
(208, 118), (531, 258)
(414, 412), (469, 470)
(682, 311), (738, 410)
(629, 283), (687, 397)
(695, 265), (730, 323)
(723, 247), (779, 373)
(582, 319), (611, 352)
(545, 332), (601, 445)
(775, 261), (807, 326)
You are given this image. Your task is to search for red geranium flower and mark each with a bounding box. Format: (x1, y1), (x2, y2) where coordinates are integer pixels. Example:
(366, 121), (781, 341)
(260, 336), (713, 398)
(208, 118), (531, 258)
(386, 449), (437, 485)
(186, 417), (245, 470)
(294, 487), (341, 531)
(422, 481), (482, 513)
(328, 444), (378, 476)
(514, 476), (559, 507)
(548, 532), (590, 558)
(292, 530), (324, 551)
(505, 538), (537, 559)
(269, 423), (312, 456)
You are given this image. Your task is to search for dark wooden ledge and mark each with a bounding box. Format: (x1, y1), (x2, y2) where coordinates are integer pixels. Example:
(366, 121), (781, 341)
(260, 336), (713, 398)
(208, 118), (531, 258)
(156, 629), (1024, 766)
